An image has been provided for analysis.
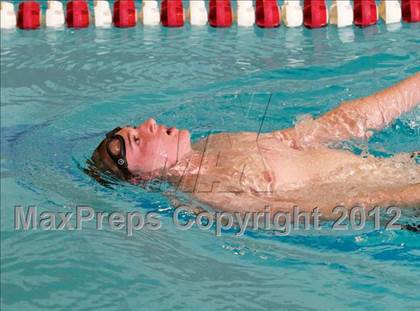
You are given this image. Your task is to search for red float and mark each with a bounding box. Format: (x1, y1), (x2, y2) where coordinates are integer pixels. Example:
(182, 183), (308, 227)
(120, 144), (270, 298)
(402, 0), (420, 23)
(113, 0), (137, 28)
(353, 0), (378, 27)
(66, 0), (90, 28)
(303, 0), (327, 28)
(208, 0), (233, 28)
(255, 0), (281, 28)
(160, 0), (184, 27)
(17, 1), (41, 30)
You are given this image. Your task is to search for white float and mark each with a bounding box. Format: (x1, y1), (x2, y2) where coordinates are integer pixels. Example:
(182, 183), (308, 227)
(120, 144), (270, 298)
(0, 1), (16, 29)
(141, 0), (160, 26)
(45, 1), (65, 28)
(237, 0), (255, 27)
(379, 0), (401, 24)
(189, 0), (207, 26)
(281, 0), (303, 27)
(329, 0), (353, 27)
(94, 0), (112, 27)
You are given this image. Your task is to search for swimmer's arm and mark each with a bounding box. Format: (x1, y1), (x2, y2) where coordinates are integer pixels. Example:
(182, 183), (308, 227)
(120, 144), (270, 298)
(277, 73), (420, 147)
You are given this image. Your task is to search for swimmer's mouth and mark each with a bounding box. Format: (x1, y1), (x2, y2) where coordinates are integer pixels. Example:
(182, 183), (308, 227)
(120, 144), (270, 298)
(166, 127), (175, 135)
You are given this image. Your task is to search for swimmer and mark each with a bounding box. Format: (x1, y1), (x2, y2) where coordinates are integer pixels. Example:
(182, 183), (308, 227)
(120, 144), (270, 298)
(88, 73), (420, 218)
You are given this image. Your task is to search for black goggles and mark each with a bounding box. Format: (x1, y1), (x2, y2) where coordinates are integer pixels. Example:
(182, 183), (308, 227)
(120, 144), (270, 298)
(105, 127), (131, 178)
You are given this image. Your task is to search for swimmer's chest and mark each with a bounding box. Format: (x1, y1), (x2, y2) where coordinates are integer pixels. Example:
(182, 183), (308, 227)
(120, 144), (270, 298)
(194, 132), (363, 191)
(193, 133), (300, 191)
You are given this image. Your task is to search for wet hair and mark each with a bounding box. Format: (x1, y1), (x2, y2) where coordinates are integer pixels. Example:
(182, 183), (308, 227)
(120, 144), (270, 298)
(84, 137), (132, 187)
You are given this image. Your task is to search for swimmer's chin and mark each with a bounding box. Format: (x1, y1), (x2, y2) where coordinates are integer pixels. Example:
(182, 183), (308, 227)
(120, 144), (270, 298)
(180, 129), (190, 139)
(180, 129), (192, 147)
(173, 129), (192, 162)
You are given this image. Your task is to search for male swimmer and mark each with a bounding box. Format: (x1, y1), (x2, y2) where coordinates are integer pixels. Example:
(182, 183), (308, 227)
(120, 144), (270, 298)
(89, 73), (420, 218)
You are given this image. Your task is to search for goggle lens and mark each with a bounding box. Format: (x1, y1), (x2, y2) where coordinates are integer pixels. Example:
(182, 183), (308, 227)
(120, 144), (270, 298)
(104, 127), (131, 177)
(108, 137), (122, 157)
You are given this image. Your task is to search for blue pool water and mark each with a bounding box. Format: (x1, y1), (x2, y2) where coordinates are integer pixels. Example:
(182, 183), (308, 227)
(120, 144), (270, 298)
(1, 11), (420, 311)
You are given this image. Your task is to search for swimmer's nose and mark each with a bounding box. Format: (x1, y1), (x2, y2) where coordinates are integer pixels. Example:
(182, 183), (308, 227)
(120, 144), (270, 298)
(145, 118), (157, 134)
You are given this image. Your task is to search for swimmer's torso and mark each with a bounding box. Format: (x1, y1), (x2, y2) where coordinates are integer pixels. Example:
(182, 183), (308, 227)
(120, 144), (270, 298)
(168, 132), (420, 214)
(173, 132), (365, 192)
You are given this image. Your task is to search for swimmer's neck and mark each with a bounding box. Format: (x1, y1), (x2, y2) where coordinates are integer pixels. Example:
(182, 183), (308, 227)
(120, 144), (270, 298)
(167, 145), (215, 178)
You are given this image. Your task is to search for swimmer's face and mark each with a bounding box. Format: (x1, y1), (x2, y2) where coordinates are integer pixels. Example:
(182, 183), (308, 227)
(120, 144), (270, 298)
(115, 118), (191, 175)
